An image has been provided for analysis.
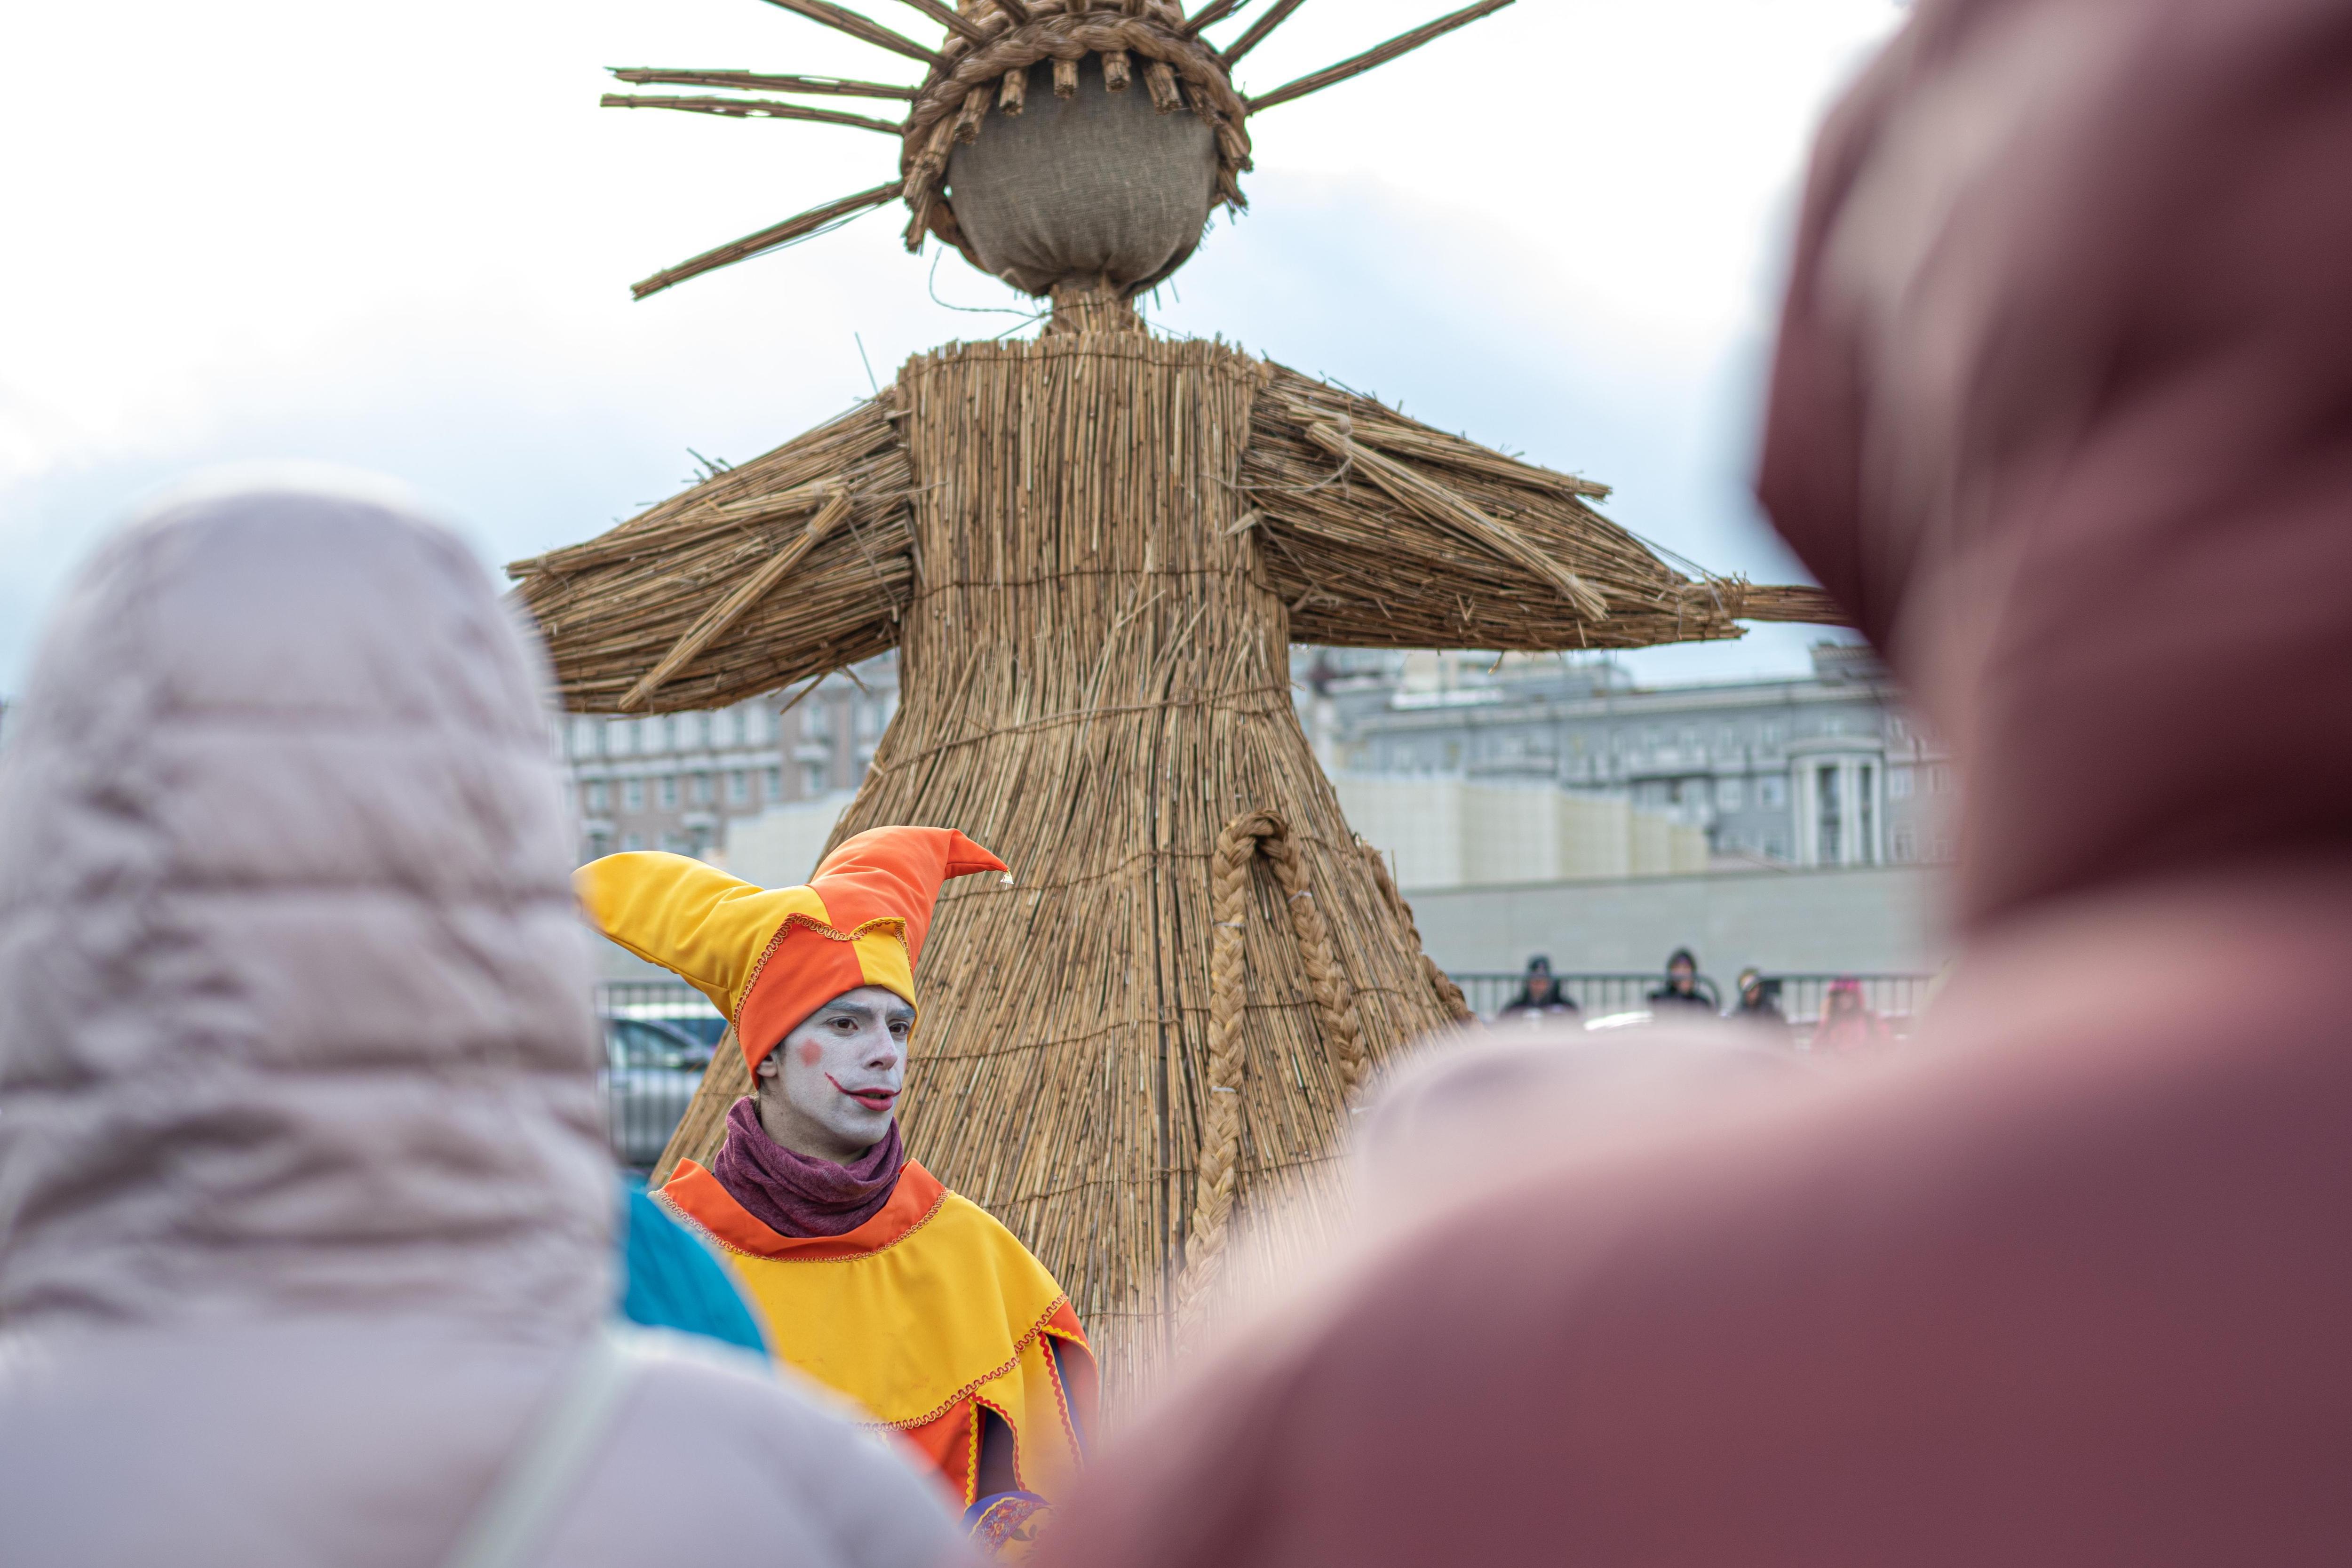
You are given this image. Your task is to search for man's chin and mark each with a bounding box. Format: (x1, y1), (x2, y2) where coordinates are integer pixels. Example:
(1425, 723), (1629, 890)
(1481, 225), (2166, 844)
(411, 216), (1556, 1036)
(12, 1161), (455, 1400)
(822, 1110), (895, 1152)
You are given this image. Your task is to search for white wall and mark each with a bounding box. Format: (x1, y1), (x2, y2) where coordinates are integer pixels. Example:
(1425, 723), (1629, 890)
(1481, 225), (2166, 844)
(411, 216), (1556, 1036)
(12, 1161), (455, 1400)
(721, 792), (858, 889)
(1336, 774), (1709, 888)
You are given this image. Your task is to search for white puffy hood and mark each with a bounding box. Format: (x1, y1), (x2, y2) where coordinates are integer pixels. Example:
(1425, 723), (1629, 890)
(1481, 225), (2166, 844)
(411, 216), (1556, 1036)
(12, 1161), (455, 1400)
(0, 479), (610, 1336)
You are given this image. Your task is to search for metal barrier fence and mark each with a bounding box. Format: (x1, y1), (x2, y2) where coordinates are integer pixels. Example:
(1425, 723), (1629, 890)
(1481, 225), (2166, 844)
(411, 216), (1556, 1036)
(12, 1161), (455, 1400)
(1450, 971), (1716, 1022)
(1452, 971), (1936, 1043)
(593, 969), (1939, 1164)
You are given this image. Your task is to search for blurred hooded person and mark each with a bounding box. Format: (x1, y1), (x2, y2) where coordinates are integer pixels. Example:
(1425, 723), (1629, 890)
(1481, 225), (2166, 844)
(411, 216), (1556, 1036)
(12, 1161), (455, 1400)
(1035, 1), (2352, 1563)
(0, 478), (957, 1568)
(1645, 947), (1714, 1015)
(1496, 955), (1580, 1021)
(577, 831), (1097, 1550)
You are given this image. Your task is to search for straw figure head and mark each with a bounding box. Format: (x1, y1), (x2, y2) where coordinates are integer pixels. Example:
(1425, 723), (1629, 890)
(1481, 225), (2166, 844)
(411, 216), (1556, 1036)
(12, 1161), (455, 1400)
(605, 0), (1519, 310)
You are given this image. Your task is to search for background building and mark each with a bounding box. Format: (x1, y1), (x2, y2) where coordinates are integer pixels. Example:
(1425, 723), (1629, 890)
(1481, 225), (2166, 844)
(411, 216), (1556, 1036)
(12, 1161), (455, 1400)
(1301, 641), (1955, 876)
(561, 642), (1956, 983)
(558, 654), (897, 866)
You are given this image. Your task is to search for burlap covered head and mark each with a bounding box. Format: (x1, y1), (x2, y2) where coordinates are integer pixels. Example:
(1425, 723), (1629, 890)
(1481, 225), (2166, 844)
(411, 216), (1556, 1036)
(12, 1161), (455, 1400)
(947, 56), (1217, 298)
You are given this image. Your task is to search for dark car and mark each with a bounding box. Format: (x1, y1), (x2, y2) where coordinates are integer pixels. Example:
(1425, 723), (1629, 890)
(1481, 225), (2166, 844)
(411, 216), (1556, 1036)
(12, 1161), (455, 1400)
(601, 1015), (712, 1170)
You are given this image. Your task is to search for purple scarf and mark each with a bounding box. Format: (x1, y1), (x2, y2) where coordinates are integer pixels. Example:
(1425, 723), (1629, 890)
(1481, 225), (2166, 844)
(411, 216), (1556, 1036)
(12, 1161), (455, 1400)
(711, 1097), (905, 1238)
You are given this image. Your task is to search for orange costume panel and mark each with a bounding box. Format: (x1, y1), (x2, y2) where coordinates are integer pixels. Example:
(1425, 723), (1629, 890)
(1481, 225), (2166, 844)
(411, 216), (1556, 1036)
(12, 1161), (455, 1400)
(658, 1156), (1097, 1506)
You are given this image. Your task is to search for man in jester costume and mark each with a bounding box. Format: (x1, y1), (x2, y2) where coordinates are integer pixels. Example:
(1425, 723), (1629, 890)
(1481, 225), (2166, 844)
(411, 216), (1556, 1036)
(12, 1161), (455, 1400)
(576, 826), (1094, 1552)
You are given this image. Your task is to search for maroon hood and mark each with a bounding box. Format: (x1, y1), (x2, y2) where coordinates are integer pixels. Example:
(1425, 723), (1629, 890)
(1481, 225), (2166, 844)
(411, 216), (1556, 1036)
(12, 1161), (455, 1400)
(1757, 0), (2352, 933)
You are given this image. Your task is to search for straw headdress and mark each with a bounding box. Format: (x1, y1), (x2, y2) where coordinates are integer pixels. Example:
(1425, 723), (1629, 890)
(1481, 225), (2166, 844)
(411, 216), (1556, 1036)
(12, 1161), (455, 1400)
(578, 826), (1007, 1074)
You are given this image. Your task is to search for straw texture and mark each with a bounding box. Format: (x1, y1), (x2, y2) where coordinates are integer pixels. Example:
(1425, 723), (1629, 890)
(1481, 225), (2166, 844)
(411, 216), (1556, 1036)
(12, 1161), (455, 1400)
(511, 400), (914, 711)
(507, 352), (1844, 715)
(812, 330), (1458, 1402)
(509, 326), (1847, 1401)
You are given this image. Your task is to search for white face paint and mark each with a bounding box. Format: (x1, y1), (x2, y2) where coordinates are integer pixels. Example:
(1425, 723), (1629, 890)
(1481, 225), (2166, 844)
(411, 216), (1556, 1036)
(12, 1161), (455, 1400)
(752, 985), (914, 1163)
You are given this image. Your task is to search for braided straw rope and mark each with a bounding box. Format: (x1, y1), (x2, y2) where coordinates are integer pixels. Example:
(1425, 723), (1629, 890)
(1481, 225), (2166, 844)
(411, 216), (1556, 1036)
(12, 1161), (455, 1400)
(1177, 809), (1368, 1331)
(897, 5), (1255, 253)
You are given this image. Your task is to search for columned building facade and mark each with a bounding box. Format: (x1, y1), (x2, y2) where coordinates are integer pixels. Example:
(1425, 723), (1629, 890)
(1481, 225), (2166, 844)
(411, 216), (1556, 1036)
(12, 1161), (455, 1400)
(557, 655), (898, 866)
(1300, 642), (1953, 872)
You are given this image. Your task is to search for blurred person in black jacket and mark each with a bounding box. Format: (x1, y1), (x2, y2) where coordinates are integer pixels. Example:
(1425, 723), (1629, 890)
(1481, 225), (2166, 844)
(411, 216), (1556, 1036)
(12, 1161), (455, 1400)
(1499, 955), (1581, 1023)
(1648, 949), (1715, 1015)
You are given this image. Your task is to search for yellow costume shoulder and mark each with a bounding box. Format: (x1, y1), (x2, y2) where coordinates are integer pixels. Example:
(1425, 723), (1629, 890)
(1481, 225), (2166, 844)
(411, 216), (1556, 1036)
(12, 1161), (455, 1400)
(660, 1158), (1095, 1504)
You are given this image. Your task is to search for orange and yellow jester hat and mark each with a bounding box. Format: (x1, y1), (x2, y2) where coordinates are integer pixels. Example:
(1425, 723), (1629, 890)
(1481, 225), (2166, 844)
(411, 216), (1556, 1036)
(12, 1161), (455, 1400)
(574, 826), (1007, 1075)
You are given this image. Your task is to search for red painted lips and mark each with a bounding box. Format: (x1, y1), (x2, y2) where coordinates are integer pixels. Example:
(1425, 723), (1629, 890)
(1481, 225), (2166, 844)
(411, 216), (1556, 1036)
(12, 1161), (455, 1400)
(826, 1074), (899, 1111)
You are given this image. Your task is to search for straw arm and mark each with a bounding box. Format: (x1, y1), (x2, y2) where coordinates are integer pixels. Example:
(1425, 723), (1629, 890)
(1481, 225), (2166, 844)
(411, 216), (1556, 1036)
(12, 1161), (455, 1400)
(886, 0), (992, 43)
(1241, 366), (1748, 651)
(607, 68), (920, 100)
(1271, 388), (1609, 502)
(1246, 0), (1514, 114)
(1301, 422), (1608, 621)
(758, 0), (946, 66)
(511, 395), (917, 713)
(600, 94), (904, 135)
(620, 487), (857, 710)
(630, 182), (900, 300)
(1720, 583), (1854, 626)
(1182, 0), (1249, 37)
(1219, 0), (1303, 65)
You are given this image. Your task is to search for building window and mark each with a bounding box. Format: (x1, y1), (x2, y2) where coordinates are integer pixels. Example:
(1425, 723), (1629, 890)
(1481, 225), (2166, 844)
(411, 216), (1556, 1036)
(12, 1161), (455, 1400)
(1765, 836), (1788, 861)
(686, 773), (709, 807)
(806, 703), (832, 740)
(1817, 764), (1843, 863)
(1892, 829), (1917, 862)
(711, 710), (736, 747)
(765, 767), (784, 802)
(1889, 765), (1915, 799)
(623, 778), (645, 812)
(571, 717), (600, 758)
(584, 829), (612, 861)
(801, 761), (827, 796)
(1761, 723), (1782, 748)
(1759, 775), (1788, 810)
(1715, 777), (1744, 812)
(1859, 764), (1877, 865)
(856, 700), (882, 741)
(584, 780), (608, 814)
(743, 707), (768, 745)
(660, 775), (679, 809)
(606, 718), (635, 756)
(620, 831), (644, 852)
(728, 770), (750, 805)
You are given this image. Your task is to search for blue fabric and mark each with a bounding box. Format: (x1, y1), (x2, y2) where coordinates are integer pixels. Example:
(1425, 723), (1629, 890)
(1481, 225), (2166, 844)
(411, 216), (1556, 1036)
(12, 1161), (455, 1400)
(613, 1181), (770, 1356)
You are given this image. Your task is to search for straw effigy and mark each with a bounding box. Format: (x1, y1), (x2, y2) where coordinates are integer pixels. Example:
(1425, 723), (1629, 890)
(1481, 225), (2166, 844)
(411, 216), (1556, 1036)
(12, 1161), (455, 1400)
(524, 0), (1846, 1405)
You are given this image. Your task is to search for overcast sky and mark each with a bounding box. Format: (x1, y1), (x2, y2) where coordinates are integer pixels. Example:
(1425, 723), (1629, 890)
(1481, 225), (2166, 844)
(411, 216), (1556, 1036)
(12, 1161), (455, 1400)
(0, 0), (1904, 699)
